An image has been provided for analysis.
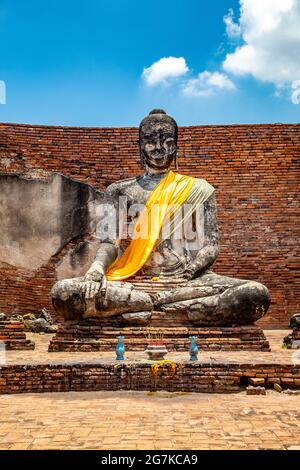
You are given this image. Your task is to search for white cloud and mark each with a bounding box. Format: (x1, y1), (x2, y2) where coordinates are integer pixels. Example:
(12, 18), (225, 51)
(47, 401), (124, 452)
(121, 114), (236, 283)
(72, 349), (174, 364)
(142, 56), (189, 86)
(0, 80), (6, 104)
(183, 71), (236, 97)
(223, 0), (300, 103)
(291, 80), (300, 104)
(223, 8), (241, 39)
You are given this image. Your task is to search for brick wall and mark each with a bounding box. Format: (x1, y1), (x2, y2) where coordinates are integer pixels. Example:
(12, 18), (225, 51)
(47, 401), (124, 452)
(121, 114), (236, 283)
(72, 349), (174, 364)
(0, 122), (299, 327)
(0, 362), (299, 394)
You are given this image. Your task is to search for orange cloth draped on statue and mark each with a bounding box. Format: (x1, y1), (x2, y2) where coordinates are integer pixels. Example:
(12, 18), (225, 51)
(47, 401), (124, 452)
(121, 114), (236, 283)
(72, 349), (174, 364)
(106, 170), (205, 281)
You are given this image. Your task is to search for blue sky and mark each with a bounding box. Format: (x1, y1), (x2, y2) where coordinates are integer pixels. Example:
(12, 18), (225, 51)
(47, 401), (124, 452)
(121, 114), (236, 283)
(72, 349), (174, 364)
(0, 0), (299, 126)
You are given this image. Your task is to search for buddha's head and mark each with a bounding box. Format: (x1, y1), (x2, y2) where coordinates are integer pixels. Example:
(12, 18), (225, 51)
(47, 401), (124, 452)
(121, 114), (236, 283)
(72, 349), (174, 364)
(139, 109), (178, 171)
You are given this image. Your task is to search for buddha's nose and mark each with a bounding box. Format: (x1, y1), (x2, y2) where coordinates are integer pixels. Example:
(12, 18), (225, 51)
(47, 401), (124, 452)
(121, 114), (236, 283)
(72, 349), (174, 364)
(155, 137), (162, 150)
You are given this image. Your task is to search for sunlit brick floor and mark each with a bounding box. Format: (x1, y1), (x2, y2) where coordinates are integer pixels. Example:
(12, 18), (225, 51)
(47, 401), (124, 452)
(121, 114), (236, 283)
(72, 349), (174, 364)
(1, 330), (299, 450)
(0, 390), (299, 450)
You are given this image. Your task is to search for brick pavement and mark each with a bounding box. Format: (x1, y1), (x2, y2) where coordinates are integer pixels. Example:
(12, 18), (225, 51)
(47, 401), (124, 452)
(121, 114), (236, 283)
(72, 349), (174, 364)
(0, 390), (299, 450)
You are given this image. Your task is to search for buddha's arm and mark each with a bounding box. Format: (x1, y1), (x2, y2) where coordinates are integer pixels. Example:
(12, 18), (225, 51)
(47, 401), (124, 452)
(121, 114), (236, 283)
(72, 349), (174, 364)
(84, 243), (118, 281)
(84, 183), (120, 284)
(184, 192), (219, 278)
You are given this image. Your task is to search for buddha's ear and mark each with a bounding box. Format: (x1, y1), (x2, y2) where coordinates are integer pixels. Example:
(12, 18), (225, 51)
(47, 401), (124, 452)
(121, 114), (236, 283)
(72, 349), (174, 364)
(137, 137), (143, 147)
(174, 152), (178, 170)
(174, 148), (182, 170)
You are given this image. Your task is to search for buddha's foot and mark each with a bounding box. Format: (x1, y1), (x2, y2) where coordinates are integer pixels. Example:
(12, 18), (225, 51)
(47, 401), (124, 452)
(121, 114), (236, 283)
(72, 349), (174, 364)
(122, 311), (152, 325)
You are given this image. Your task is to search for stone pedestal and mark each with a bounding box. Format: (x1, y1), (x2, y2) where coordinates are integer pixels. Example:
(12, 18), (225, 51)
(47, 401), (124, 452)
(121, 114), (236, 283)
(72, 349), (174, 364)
(0, 321), (35, 350)
(48, 313), (270, 352)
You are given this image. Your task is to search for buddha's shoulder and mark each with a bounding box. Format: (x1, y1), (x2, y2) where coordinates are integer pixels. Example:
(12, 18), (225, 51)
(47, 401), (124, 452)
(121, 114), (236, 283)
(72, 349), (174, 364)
(193, 176), (215, 190)
(177, 172), (212, 186)
(105, 175), (140, 196)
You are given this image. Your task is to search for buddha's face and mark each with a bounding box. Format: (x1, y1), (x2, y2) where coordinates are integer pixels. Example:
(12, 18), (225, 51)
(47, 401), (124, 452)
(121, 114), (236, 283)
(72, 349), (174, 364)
(140, 121), (177, 171)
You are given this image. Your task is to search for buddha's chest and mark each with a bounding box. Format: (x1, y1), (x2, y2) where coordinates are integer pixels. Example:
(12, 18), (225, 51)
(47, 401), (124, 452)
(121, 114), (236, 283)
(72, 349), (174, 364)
(118, 185), (205, 277)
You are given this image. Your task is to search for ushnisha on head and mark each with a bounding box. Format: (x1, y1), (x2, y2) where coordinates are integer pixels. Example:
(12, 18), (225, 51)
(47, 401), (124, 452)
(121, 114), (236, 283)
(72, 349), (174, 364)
(139, 109), (178, 171)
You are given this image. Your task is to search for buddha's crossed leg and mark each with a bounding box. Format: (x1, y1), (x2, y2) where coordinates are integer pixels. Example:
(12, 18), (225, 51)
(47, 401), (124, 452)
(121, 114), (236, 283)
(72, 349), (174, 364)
(51, 277), (153, 322)
(52, 271), (270, 326)
(154, 271), (271, 326)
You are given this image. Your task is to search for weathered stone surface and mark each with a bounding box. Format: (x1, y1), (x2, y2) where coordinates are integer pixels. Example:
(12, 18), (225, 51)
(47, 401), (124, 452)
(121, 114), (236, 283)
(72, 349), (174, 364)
(52, 277), (153, 321)
(0, 312), (7, 321)
(274, 383), (282, 393)
(0, 173), (102, 270)
(5, 310), (56, 333)
(290, 314), (300, 329)
(55, 239), (101, 281)
(38, 308), (54, 324)
(23, 318), (56, 333)
(246, 385), (266, 395)
(122, 312), (152, 324)
(21, 313), (35, 321)
(283, 313), (300, 349)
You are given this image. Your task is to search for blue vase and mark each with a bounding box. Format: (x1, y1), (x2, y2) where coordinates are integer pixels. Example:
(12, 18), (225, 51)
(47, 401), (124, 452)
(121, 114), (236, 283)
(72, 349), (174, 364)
(116, 336), (125, 360)
(189, 336), (199, 361)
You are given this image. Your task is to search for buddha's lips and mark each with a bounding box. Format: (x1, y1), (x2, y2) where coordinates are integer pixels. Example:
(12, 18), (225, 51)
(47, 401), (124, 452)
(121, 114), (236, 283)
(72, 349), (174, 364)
(149, 153), (167, 159)
(147, 154), (170, 165)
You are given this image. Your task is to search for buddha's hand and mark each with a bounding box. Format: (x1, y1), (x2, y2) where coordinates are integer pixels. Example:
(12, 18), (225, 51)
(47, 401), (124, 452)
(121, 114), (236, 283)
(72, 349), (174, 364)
(181, 262), (197, 281)
(82, 265), (107, 299)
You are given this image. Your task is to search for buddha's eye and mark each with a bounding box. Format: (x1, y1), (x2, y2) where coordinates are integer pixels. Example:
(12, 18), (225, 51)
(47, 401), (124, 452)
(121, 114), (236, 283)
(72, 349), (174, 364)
(165, 137), (175, 145)
(145, 139), (156, 146)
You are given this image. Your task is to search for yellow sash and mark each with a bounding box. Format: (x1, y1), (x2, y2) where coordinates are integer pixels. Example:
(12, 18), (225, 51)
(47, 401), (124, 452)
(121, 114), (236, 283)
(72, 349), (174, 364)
(106, 170), (214, 281)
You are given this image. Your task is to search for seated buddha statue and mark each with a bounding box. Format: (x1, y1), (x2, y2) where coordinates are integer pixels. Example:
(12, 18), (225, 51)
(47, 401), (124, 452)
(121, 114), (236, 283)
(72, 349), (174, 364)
(51, 109), (270, 326)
